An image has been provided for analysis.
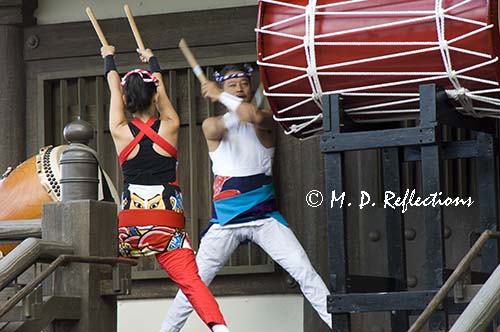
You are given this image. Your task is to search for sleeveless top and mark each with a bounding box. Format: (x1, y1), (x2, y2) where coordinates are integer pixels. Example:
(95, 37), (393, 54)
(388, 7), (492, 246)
(117, 118), (190, 257)
(121, 120), (177, 185)
(207, 112), (287, 228)
(209, 112), (274, 177)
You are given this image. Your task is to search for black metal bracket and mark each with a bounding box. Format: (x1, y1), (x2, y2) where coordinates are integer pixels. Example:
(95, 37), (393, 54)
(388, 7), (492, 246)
(321, 83), (499, 332)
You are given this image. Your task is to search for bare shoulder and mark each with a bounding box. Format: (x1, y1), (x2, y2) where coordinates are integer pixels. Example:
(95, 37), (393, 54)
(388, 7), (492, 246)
(110, 122), (131, 140)
(202, 115), (224, 151)
(202, 115), (225, 138)
(157, 119), (179, 147)
(110, 122), (135, 155)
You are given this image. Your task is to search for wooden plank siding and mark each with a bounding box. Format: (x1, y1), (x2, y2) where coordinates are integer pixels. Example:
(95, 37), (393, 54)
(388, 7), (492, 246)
(21, 4), (495, 332)
(24, 6), (311, 302)
(24, 7), (258, 61)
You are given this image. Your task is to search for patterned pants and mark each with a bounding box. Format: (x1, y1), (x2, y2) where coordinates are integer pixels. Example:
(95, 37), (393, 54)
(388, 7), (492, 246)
(156, 248), (227, 331)
(159, 217), (332, 332)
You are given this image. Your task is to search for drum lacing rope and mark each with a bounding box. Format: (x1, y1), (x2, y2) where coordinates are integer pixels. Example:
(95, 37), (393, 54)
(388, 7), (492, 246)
(305, 0), (323, 108)
(435, 0), (476, 117)
(257, 0), (323, 136)
(280, 0), (324, 137)
(257, 0), (500, 133)
(439, 0), (500, 117)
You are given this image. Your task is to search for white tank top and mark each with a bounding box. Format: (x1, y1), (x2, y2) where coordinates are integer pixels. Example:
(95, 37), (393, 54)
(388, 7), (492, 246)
(209, 112), (274, 177)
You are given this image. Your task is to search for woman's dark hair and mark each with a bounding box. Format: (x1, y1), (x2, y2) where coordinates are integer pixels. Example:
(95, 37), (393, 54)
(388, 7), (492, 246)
(123, 73), (157, 114)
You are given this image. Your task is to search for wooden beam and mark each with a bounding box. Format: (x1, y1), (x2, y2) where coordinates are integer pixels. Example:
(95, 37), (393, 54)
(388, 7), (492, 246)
(0, 25), (26, 171)
(0, 238), (74, 291)
(0, 0), (37, 25)
(125, 271), (300, 299)
(24, 6), (258, 61)
(187, 70), (199, 248)
(0, 219), (42, 240)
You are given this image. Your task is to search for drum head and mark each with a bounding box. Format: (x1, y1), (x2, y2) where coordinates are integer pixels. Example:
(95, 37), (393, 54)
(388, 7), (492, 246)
(0, 145), (67, 221)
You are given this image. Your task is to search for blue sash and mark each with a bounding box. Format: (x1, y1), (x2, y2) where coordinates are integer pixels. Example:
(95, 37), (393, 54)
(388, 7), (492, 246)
(211, 183), (288, 226)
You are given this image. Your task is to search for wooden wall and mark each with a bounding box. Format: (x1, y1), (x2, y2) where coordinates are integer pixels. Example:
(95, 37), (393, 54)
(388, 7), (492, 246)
(21, 4), (496, 332)
(23, 5), (329, 331)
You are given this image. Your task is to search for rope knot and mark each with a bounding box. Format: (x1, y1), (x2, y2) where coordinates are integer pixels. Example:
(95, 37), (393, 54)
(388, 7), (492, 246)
(313, 92), (322, 101)
(441, 41), (449, 51)
(455, 87), (467, 96)
(305, 3), (312, 15)
(448, 69), (458, 80)
(446, 87), (468, 100)
(437, 7), (445, 17)
(306, 66), (316, 77)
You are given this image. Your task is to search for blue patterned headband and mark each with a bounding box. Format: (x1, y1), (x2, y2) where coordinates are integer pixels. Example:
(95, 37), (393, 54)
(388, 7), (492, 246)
(214, 65), (253, 82)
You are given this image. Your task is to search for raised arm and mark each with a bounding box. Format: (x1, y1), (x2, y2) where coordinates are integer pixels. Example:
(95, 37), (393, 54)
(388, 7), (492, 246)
(101, 45), (128, 136)
(202, 80), (274, 130)
(235, 102), (274, 130)
(137, 48), (180, 130)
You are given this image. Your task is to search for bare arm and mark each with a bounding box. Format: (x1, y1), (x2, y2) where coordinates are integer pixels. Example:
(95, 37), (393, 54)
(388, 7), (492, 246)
(154, 73), (179, 128)
(202, 80), (274, 130)
(202, 116), (225, 141)
(101, 46), (128, 137)
(235, 103), (274, 130)
(202, 116), (226, 152)
(137, 48), (180, 130)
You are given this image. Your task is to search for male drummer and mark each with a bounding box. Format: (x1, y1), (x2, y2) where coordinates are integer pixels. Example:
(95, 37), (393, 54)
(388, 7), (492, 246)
(159, 64), (332, 331)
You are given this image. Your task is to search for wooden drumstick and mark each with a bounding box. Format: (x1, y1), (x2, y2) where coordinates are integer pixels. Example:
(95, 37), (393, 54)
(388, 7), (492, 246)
(124, 4), (145, 50)
(179, 38), (207, 84)
(86, 6), (109, 46)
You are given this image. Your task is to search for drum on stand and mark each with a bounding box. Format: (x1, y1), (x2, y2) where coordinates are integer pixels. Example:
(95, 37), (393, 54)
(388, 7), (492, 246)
(0, 145), (119, 256)
(256, 0), (500, 138)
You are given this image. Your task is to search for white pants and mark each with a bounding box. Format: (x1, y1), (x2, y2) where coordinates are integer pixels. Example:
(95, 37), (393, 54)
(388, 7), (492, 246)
(159, 217), (332, 331)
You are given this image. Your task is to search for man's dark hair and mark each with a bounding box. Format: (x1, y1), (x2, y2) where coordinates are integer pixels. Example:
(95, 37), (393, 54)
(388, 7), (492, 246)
(219, 63), (248, 76)
(217, 63), (253, 86)
(123, 73), (157, 114)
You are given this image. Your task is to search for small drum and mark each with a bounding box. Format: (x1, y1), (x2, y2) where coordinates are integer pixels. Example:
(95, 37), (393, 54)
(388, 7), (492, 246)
(0, 145), (119, 256)
(257, 0), (500, 138)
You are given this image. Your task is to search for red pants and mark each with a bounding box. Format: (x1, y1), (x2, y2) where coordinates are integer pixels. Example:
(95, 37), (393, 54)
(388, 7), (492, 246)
(156, 248), (226, 329)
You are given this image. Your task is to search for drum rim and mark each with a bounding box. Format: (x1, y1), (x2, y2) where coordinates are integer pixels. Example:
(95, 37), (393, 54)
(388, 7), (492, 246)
(256, 2), (289, 135)
(35, 145), (67, 202)
(489, 0), (500, 86)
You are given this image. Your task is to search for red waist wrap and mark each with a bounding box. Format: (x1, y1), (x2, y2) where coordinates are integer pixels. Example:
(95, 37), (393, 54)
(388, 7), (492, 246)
(118, 209), (185, 229)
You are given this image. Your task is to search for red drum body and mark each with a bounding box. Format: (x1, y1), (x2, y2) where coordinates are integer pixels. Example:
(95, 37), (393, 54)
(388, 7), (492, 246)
(257, 0), (500, 138)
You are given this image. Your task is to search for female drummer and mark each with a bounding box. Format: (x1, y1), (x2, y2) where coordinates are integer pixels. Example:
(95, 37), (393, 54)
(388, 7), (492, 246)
(101, 45), (230, 332)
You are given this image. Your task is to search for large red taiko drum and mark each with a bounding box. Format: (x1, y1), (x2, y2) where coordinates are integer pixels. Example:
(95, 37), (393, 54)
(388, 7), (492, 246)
(257, 0), (500, 138)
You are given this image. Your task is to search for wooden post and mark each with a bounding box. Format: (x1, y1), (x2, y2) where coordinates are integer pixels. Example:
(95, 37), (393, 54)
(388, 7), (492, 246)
(43, 200), (117, 332)
(0, 0), (36, 170)
(60, 119), (99, 201)
(42, 120), (118, 332)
